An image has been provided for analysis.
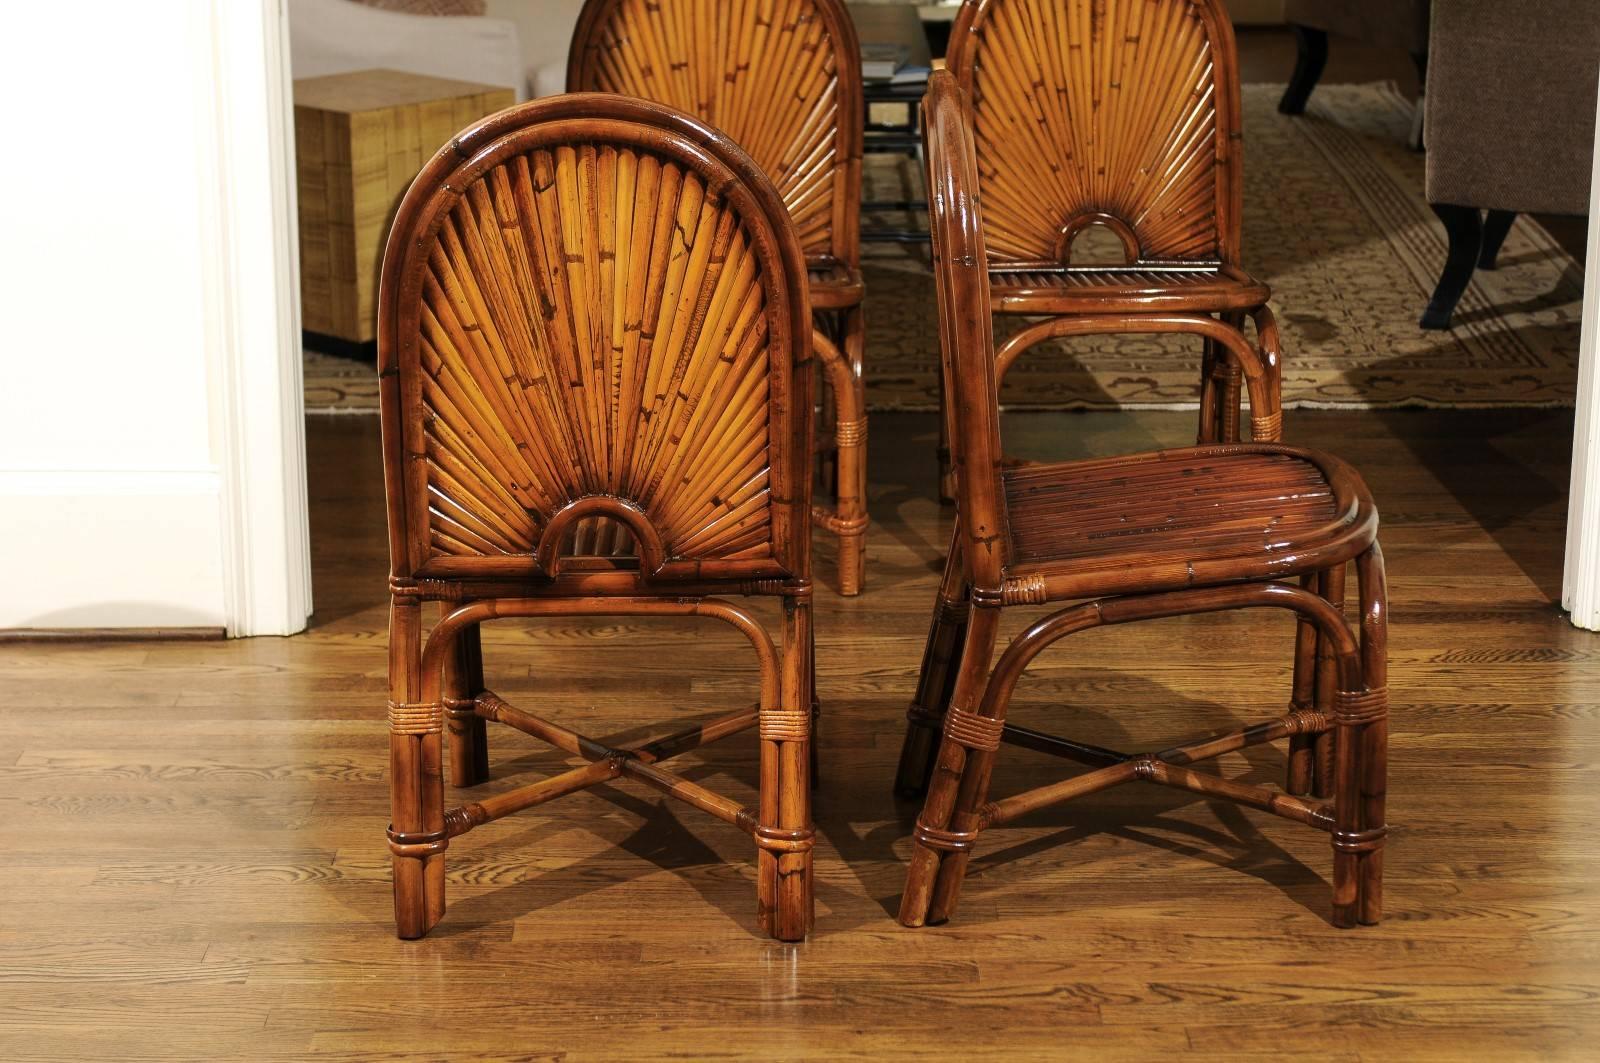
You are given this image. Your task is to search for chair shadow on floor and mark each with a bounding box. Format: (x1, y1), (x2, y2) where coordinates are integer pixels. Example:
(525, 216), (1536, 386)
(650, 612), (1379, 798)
(821, 666), (1337, 930)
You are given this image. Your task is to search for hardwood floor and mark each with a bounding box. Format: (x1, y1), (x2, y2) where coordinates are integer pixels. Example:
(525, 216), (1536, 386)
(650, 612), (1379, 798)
(4, 401), (1598, 1060)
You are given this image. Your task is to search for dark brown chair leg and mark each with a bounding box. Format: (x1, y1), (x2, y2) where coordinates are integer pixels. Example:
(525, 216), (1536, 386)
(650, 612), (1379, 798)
(1285, 572), (1319, 796)
(758, 593), (815, 941)
(1352, 544), (1390, 925)
(1478, 209), (1517, 270)
(813, 317), (869, 596)
(895, 531), (970, 797)
(809, 615), (822, 790)
(388, 595), (447, 939)
(1278, 25), (1329, 115)
(446, 620), (489, 788)
(898, 605), (1001, 927)
(1312, 563), (1347, 800)
(1421, 203), (1482, 329)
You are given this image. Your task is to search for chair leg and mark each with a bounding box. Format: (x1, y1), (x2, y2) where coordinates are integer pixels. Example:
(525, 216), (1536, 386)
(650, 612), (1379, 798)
(758, 594), (815, 941)
(895, 531), (970, 797)
(1421, 204), (1483, 329)
(1312, 563), (1347, 800)
(899, 605), (1001, 927)
(1197, 333), (1221, 445)
(1278, 25), (1329, 115)
(1478, 210), (1517, 270)
(1285, 572), (1319, 796)
(388, 596), (447, 939)
(838, 304), (868, 596)
(809, 614), (822, 790)
(1352, 544), (1390, 925)
(445, 620), (489, 788)
(814, 311), (869, 596)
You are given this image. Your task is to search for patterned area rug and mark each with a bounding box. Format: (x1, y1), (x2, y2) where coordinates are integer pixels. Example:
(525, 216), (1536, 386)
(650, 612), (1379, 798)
(303, 82), (1583, 414)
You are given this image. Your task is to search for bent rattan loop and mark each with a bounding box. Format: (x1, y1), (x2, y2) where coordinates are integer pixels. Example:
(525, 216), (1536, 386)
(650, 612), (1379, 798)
(760, 709), (812, 742)
(1332, 826), (1389, 853)
(1252, 411), (1284, 441)
(943, 705), (1004, 752)
(1335, 687), (1389, 725)
(388, 700), (443, 735)
(386, 824), (450, 859)
(913, 821), (980, 853)
(753, 824), (816, 854)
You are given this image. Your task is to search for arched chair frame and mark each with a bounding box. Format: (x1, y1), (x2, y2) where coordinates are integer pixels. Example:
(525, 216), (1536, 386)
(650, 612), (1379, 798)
(896, 71), (1389, 931)
(940, 0), (1283, 467)
(569, 0), (871, 595)
(378, 93), (818, 942)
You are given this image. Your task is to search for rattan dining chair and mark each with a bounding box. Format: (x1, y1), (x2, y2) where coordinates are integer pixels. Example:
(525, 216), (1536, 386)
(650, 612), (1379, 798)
(378, 93), (817, 941)
(897, 71), (1389, 930)
(944, 0), (1283, 449)
(569, 0), (870, 596)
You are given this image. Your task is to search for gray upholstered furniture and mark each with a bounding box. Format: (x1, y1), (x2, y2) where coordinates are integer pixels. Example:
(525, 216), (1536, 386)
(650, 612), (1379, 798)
(1279, 0), (1430, 121)
(1421, 0), (1600, 328)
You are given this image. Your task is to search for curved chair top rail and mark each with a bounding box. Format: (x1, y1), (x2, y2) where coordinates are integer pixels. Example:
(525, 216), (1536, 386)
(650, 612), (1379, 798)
(568, 0), (864, 266)
(945, 0), (1243, 270)
(922, 70), (1009, 591)
(377, 92), (814, 588)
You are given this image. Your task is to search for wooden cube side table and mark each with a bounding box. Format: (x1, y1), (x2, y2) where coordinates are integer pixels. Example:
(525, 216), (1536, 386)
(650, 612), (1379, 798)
(294, 69), (514, 352)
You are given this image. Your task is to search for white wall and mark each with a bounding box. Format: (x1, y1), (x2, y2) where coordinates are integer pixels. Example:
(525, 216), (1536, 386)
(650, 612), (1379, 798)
(0, 1), (310, 634)
(484, 0), (583, 96)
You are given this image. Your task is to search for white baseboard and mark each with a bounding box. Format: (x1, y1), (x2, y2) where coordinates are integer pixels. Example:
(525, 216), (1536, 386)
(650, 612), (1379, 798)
(0, 469), (227, 629)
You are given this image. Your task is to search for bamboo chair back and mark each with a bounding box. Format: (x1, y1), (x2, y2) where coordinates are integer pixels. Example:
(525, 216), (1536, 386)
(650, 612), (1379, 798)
(568, 0), (864, 269)
(945, 0), (1243, 269)
(923, 71), (1008, 593)
(377, 94), (814, 587)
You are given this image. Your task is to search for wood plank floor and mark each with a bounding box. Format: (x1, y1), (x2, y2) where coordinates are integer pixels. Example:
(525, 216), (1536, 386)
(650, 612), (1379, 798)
(4, 401), (1598, 1060)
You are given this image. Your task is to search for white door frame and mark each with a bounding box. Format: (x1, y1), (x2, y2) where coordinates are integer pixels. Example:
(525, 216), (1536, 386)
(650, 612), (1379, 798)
(1562, 65), (1600, 632)
(196, 0), (313, 637)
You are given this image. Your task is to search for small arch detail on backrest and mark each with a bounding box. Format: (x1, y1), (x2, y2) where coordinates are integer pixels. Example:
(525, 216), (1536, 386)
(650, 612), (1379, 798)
(1055, 212), (1141, 266)
(535, 496), (666, 578)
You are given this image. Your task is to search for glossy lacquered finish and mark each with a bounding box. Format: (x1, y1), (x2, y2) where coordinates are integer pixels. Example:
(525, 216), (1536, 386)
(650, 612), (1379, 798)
(569, 0), (871, 595)
(896, 72), (1390, 931)
(377, 93), (817, 941)
(944, 0), (1282, 445)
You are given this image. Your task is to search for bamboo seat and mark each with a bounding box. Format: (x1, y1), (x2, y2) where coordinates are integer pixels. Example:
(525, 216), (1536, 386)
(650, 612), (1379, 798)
(999, 447), (1373, 596)
(946, 0), (1283, 451)
(378, 94), (818, 942)
(570, 0), (871, 596)
(989, 265), (1271, 316)
(897, 72), (1391, 932)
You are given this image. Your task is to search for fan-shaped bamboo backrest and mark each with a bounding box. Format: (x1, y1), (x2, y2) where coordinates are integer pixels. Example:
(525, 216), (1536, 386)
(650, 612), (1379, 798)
(946, 0), (1242, 269)
(568, 0), (863, 267)
(922, 72), (1008, 590)
(377, 94), (814, 586)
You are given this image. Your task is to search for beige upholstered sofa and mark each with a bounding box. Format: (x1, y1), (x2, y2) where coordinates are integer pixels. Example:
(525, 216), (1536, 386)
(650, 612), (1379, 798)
(1421, 0), (1600, 328)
